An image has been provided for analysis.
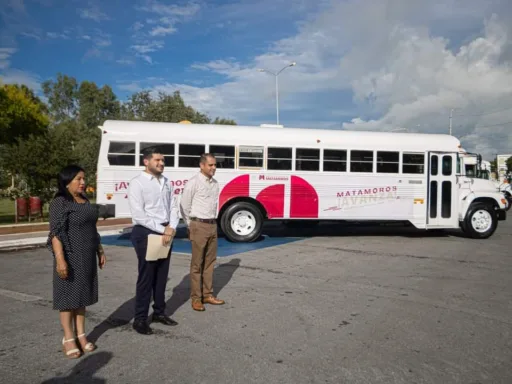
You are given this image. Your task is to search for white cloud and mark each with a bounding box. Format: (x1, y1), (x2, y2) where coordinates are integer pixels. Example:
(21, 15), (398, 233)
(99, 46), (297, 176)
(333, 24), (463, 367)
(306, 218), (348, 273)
(137, 1), (200, 17)
(0, 68), (41, 92)
(0, 47), (17, 70)
(78, 5), (109, 22)
(145, 0), (512, 159)
(117, 81), (143, 92)
(131, 40), (163, 55)
(116, 58), (135, 66)
(128, 1), (201, 62)
(149, 25), (177, 37)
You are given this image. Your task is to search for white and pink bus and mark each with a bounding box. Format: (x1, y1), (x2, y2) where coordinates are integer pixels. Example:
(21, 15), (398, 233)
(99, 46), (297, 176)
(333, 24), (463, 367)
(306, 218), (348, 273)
(96, 120), (507, 242)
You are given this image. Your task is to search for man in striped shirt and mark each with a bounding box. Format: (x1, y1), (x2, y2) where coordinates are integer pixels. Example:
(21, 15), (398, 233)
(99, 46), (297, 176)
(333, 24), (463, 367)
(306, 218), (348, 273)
(180, 153), (225, 311)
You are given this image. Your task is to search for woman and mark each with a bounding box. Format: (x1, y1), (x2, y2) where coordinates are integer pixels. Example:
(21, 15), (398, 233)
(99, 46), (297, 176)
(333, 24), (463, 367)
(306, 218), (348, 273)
(47, 165), (107, 359)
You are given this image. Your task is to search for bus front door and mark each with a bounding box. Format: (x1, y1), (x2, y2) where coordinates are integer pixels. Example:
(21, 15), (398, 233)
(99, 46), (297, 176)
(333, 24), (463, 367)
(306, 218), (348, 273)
(427, 152), (459, 228)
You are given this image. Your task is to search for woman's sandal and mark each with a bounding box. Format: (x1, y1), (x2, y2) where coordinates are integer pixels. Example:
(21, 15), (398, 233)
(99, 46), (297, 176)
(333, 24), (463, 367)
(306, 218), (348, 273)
(77, 333), (96, 352)
(62, 337), (81, 359)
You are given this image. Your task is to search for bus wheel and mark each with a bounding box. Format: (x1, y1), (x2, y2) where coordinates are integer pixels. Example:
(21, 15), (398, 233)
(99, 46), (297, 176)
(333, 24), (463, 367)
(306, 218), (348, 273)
(221, 202), (263, 243)
(462, 203), (498, 239)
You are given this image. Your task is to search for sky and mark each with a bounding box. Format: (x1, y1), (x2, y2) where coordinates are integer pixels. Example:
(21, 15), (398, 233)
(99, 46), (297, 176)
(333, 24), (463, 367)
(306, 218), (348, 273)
(1, 0), (512, 160)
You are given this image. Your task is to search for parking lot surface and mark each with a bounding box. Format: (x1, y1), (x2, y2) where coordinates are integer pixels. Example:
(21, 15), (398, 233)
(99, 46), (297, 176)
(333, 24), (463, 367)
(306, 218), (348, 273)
(0, 221), (511, 383)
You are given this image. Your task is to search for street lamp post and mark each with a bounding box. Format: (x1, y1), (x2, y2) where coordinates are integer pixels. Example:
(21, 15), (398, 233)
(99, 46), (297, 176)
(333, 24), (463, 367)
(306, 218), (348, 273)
(257, 62), (296, 125)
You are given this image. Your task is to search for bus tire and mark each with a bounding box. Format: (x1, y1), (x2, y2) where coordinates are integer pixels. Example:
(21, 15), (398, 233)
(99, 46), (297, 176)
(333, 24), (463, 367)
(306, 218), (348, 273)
(461, 202), (498, 239)
(221, 202), (263, 243)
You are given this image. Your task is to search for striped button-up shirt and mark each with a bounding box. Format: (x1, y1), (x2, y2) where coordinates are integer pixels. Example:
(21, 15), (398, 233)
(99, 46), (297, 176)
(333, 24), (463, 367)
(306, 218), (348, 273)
(180, 172), (219, 226)
(128, 171), (180, 233)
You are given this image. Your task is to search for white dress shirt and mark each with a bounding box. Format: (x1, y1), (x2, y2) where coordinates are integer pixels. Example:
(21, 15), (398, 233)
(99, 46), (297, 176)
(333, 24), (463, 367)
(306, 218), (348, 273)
(128, 171), (180, 233)
(180, 172), (219, 226)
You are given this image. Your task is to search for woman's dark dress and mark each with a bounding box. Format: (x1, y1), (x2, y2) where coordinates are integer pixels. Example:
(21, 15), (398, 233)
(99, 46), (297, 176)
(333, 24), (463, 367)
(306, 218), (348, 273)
(47, 196), (101, 310)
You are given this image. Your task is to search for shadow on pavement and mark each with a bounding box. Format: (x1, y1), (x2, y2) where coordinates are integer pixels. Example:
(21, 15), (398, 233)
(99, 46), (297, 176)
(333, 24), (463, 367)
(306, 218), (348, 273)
(40, 351), (113, 384)
(87, 258), (240, 344)
(165, 257), (240, 316)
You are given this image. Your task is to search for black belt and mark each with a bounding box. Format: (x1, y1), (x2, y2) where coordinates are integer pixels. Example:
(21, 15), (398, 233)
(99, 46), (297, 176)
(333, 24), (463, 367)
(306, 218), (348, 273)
(190, 217), (216, 224)
(161, 222), (169, 226)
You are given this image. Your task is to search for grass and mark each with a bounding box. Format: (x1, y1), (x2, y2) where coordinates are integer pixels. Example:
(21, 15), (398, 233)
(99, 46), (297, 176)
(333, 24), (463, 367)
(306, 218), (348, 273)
(0, 197), (96, 225)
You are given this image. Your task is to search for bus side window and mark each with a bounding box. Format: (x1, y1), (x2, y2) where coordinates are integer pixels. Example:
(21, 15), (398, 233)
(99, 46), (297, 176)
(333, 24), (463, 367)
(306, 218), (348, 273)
(377, 151), (399, 173)
(179, 144), (205, 168)
(140, 142), (175, 167)
(210, 145), (235, 169)
(350, 150), (373, 173)
(323, 149), (347, 172)
(268, 147), (292, 170)
(238, 146), (264, 168)
(108, 141), (136, 166)
(402, 153), (424, 174)
(296, 148), (320, 171)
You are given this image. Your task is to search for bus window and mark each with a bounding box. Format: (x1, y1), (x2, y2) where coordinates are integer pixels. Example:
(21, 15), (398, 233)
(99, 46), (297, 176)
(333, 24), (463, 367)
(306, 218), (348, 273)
(377, 151), (399, 173)
(442, 156), (452, 176)
(108, 141), (136, 166)
(296, 148), (320, 171)
(267, 147), (292, 170)
(238, 145), (264, 168)
(210, 145), (235, 169)
(139, 142), (175, 167)
(323, 149), (347, 172)
(430, 155), (438, 175)
(402, 153), (424, 174)
(350, 150), (373, 172)
(179, 144), (205, 168)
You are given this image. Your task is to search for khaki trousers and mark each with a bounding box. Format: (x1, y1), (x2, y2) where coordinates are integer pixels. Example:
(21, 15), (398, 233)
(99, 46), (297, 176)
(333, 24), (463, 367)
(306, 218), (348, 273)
(189, 221), (217, 301)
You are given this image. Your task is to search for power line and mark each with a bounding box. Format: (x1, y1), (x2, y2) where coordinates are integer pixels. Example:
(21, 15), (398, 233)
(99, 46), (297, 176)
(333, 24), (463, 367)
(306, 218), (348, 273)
(454, 106), (512, 117)
(474, 120), (512, 129)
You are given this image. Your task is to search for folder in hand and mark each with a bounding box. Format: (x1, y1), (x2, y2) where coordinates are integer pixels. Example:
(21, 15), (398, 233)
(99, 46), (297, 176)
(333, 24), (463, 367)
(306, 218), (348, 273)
(145, 234), (173, 261)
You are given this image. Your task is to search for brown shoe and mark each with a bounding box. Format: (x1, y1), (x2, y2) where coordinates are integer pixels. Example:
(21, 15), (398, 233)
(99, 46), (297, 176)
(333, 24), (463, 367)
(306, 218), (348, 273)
(191, 299), (205, 311)
(203, 296), (225, 305)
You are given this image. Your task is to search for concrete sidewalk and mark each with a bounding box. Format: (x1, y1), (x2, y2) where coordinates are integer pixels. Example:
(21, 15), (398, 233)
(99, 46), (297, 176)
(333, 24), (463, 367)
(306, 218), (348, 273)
(0, 217), (131, 235)
(0, 224), (131, 252)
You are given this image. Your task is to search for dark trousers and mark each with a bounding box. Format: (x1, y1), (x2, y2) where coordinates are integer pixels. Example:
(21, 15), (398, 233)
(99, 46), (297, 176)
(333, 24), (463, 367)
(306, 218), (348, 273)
(131, 225), (172, 322)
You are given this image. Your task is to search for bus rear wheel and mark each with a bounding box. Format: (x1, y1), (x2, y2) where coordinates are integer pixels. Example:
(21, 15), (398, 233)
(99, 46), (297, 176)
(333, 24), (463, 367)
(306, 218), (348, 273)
(461, 203), (498, 239)
(221, 202), (263, 243)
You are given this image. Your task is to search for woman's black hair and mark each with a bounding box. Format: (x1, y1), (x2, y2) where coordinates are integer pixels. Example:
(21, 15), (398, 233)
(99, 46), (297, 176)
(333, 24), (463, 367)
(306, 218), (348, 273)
(54, 164), (86, 201)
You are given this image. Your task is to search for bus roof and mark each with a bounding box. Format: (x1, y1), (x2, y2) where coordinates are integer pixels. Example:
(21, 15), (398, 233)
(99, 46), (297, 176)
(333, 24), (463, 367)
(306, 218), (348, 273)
(100, 120), (461, 152)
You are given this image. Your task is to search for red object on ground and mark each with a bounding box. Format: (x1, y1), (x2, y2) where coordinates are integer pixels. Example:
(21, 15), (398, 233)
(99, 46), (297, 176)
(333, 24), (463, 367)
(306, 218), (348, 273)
(29, 197), (42, 216)
(16, 198), (28, 218)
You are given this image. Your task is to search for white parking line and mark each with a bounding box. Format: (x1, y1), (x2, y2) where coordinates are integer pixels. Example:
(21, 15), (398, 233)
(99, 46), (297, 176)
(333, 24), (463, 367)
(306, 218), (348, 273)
(0, 288), (43, 302)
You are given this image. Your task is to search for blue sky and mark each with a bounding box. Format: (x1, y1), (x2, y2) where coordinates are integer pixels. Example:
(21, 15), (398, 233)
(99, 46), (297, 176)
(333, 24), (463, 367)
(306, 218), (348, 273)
(1, 0), (512, 159)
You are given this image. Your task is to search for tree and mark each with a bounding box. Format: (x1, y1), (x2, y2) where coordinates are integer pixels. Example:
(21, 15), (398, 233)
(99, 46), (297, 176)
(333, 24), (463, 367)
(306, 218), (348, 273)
(0, 83), (49, 145)
(506, 156), (512, 176)
(121, 90), (236, 125)
(212, 117), (237, 125)
(77, 81), (120, 128)
(0, 126), (80, 202)
(41, 73), (79, 123)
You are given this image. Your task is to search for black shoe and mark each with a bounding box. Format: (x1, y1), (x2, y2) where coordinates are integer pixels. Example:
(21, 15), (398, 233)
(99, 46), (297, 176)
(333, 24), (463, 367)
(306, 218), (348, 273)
(152, 314), (178, 326)
(133, 320), (153, 335)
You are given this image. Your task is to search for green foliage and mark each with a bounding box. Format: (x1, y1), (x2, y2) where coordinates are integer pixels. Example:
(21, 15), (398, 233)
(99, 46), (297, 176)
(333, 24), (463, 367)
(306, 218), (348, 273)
(0, 83), (49, 145)
(1, 73), (237, 205)
(506, 156), (512, 174)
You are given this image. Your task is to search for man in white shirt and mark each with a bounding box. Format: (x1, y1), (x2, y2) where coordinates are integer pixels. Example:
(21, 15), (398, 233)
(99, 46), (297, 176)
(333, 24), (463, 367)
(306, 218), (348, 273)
(180, 153), (225, 311)
(128, 148), (180, 335)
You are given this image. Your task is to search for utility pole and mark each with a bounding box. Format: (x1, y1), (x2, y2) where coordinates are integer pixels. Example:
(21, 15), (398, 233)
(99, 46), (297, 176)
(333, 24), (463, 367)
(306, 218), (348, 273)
(449, 109), (453, 135)
(257, 62), (296, 125)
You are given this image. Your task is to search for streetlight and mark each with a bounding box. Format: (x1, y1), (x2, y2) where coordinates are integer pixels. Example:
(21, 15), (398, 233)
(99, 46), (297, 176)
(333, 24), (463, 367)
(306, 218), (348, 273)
(257, 62), (296, 125)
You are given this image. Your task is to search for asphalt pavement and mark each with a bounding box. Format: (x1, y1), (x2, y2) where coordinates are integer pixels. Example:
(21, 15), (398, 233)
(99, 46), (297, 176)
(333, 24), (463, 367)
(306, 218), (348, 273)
(0, 221), (511, 383)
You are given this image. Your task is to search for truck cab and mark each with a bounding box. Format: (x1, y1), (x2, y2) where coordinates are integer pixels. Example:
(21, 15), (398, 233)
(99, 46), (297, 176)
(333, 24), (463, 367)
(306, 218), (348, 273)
(457, 149), (508, 238)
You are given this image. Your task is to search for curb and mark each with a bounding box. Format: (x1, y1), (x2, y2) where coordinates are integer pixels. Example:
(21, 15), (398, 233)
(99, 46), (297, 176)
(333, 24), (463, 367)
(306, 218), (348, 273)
(0, 229), (127, 253)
